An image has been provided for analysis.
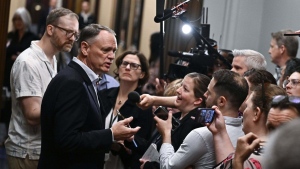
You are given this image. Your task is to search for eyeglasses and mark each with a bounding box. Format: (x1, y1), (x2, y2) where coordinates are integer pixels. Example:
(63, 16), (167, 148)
(52, 25), (79, 41)
(120, 61), (141, 70)
(271, 95), (300, 107)
(283, 78), (300, 88)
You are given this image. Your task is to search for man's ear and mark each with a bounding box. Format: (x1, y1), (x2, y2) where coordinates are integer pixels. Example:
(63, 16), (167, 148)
(81, 41), (89, 56)
(279, 45), (286, 54)
(46, 25), (54, 36)
(217, 96), (226, 107)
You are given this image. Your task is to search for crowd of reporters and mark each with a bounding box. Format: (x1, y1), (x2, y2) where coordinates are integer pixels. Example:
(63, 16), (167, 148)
(2, 4), (300, 169)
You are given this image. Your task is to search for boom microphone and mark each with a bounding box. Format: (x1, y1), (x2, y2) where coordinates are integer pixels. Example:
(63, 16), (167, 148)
(128, 91), (140, 103)
(154, 0), (190, 23)
(154, 9), (173, 23)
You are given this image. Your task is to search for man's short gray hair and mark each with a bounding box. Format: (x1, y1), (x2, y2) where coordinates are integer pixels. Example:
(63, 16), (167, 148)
(271, 29), (298, 58)
(233, 49), (267, 70)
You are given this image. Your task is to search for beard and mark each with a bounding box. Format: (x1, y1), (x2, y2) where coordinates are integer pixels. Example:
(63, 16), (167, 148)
(61, 42), (74, 52)
(205, 98), (218, 108)
(52, 34), (74, 52)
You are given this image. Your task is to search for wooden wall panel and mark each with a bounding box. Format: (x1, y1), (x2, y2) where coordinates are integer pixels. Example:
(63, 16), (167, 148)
(0, 0), (11, 110)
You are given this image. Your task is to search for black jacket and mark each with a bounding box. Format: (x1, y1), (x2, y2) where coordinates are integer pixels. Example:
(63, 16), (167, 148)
(39, 61), (112, 169)
(78, 13), (96, 30)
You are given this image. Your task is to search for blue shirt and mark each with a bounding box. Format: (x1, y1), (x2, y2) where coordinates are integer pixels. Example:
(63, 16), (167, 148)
(98, 74), (119, 91)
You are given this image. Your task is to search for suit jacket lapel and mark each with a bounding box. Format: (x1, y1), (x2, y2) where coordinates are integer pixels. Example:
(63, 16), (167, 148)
(68, 61), (101, 114)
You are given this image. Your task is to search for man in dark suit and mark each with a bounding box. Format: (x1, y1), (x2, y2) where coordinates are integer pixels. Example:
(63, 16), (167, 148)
(38, 24), (140, 169)
(78, 0), (96, 30)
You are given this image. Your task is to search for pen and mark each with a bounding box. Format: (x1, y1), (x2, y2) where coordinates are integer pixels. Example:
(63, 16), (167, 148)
(116, 109), (138, 148)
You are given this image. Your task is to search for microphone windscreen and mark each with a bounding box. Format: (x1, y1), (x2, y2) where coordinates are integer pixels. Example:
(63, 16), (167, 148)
(128, 91), (140, 103)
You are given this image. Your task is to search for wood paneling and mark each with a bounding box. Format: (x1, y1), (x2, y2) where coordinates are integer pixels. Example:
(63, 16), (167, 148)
(0, 0), (11, 110)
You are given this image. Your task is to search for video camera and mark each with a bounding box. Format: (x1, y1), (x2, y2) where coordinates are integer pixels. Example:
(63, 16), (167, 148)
(165, 45), (214, 81)
(165, 7), (235, 80)
(155, 1), (232, 81)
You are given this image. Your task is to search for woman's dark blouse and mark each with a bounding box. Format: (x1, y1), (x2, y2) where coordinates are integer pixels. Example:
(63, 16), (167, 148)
(99, 87), (154, 169)
(4, 31), (39, 88)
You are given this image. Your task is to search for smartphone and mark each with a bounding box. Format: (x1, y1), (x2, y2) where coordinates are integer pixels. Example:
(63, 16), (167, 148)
(153, 106), (169, 120)
(195, 108), (215, 123)
(153, 106), (180, 130)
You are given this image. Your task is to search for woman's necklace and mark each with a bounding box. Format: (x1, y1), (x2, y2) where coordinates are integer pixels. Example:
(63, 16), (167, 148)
(117, 93), (128, 107)
(118, 100), (122, 105)
(117, 97), (126, 106)
(115, 99), (124, 116)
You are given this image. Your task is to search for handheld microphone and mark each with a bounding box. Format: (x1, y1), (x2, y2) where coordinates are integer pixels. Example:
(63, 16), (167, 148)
(128, 91), (140, 103)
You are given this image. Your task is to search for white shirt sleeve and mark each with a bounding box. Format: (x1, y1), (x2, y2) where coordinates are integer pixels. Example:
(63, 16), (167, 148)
(12, 60), (43, 98)
(159, 128), (215, 169)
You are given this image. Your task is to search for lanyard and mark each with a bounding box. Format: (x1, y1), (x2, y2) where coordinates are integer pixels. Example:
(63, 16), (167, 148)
(109, 110), (118, 128)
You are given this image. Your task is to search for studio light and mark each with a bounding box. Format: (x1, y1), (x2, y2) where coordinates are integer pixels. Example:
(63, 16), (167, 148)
(182, 24), (191, 34)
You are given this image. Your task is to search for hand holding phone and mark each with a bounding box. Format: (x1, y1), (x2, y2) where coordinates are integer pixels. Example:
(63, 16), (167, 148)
(194, 108), (216, 124)
(205, 106), (227, 135)
(153, 106), (180, 130)
(153, 106), (169, 120)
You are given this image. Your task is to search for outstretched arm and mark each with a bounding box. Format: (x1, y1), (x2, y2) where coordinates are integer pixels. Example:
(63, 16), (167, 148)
(138, 94), (176, 109)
